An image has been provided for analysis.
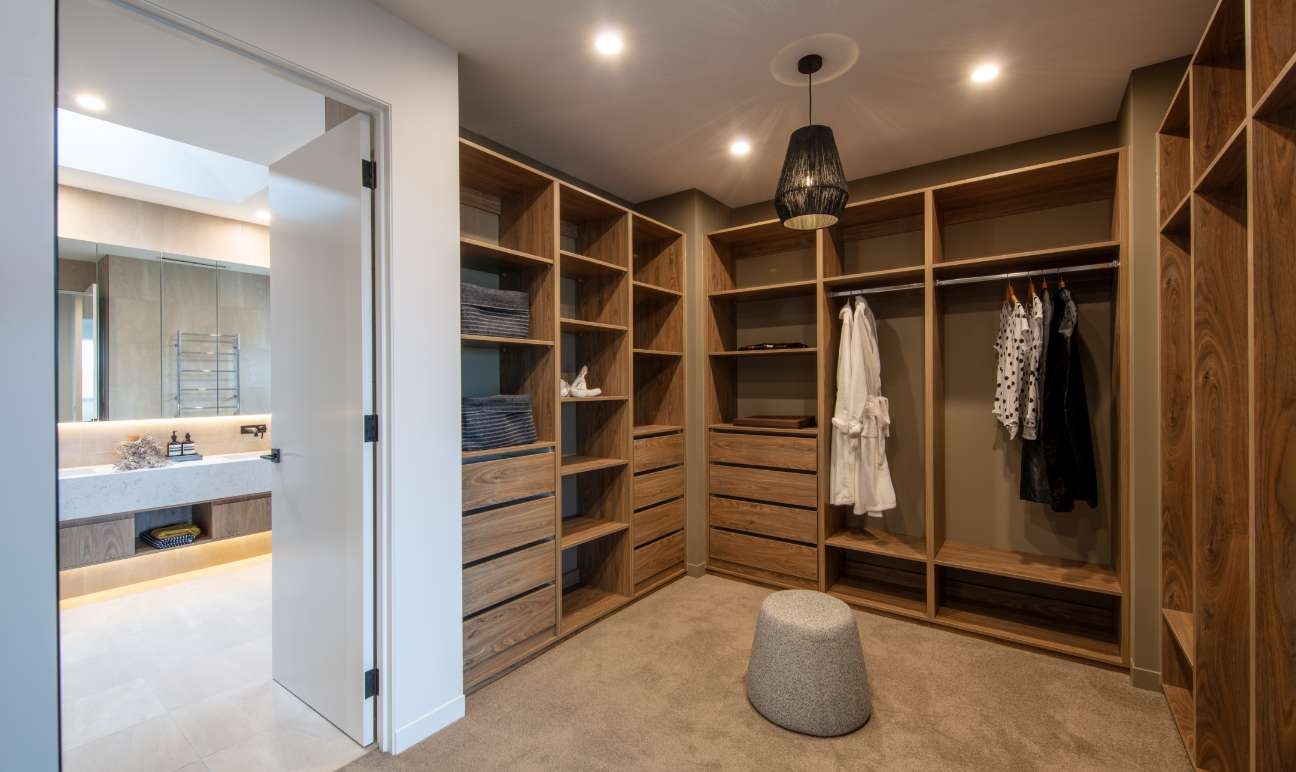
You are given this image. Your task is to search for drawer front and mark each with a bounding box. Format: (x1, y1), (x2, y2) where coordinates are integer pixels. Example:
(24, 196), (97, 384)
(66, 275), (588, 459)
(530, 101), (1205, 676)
(58, 516), (135, 570)
(710, 496), (816, 544)
(463, 496), (555, 565)
(635, 531), (685, 583)
(708, 431), (816, 472)
(708, 464), (817, 509)
(208, 494), (272, 539)
(633, 432), (684, 473)
(633, 498), (685, 547)
(633, 465), (685, 511)
(462, 451), (554, 512)
(709, 527), (817, 582)
(463, 586), (555, 675)
(463, 541), (554, 617)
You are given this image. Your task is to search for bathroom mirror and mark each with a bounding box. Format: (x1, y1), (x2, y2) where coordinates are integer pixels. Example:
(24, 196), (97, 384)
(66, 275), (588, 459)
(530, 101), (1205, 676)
(57, 237), (271, 421)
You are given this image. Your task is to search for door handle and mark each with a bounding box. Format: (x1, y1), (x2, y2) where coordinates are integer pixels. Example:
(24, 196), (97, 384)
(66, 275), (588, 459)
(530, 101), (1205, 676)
(261, 448), (281, 463)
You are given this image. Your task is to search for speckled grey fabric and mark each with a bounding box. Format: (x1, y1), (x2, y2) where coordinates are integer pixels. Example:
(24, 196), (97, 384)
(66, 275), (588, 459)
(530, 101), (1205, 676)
(745, 590), (872, 737)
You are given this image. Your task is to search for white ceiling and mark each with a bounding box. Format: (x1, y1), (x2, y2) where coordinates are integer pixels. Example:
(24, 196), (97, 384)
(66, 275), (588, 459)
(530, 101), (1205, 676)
(373, 0), (1214, 207)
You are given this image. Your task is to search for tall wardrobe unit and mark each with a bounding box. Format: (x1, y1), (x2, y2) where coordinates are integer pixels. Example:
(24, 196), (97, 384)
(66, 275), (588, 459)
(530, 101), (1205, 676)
(705, 149), (1132, 666)
(459, 140), (687, 689)
(1156, 0), (1296, 767)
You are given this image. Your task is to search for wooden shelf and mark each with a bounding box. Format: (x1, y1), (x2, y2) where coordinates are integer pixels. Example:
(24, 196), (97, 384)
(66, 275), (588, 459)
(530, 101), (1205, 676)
(829, 578), (928, 620)
(561, 584), (629, 632)
(561, 517), (630, 549)
(559, 455), (628, 476)
(934, 540), (1121, 596)
(560, 249), (627, 277)
(709, 347), (816, 358)
(461, 334), (553, 348)
(932, 241), (1120, 280)
(1162, 608), (1195, 667)
(707, 280), (818, 302)
(708, 422), (817, 437)
(462, 440), (555, 461)
(559, 317), (628, 334)
(822, 265), (925, 289)
(633, 424), (683, 438)
(633, 348), (682, 358)
(936, 604), (1123, 666)
(1254, 49), (1296, 117)
(632, 280), (682, 299)
(1193, 120), (1247, 193)
(1163, 684), (1195, 753)
(825, 528), (926, 562)
(1159, 190), (1192, 235)
(460, 236), (552, 271)
(560, 395), (628, 404)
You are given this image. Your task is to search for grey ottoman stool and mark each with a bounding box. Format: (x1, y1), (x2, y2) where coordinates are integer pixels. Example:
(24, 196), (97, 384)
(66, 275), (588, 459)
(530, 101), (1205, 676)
(745, 589), (872, 736)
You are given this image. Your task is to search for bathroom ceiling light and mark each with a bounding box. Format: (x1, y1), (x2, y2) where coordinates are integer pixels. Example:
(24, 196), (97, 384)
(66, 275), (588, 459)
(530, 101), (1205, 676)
(74, 93), (107, 112)
(773, 54), (849, 231)
(254, 209), (272, 223)
(729, 139), (752, 157)
(594, 30), (624, 56)
(970, 63), (1001, 84)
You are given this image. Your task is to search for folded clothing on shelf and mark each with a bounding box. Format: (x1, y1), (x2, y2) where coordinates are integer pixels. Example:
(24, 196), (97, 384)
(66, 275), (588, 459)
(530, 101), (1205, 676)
(141, 523), (202, 550)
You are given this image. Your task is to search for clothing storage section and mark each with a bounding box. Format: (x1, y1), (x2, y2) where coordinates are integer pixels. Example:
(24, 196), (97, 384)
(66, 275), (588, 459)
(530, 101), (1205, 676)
(1156, 0), (1296, 768)
(704, 147), (1130, 666)
(459, 139), (687, 689)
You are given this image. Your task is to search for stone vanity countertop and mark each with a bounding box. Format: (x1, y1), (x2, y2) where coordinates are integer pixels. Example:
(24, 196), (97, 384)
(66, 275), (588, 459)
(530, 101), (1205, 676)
(58, 451), (273, 522)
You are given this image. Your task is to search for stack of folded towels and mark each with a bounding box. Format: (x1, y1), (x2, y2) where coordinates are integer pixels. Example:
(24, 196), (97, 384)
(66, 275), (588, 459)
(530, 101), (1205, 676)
(141, 523), (202, 550)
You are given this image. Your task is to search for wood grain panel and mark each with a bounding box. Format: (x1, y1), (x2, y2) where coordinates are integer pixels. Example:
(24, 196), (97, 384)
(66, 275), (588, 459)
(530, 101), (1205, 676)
(634, 531), (685, 583)
(1160, 230), (1194, 613)
(462, 586), (555, 675)
(709, 464), (817, 509)
(1192, 184), (1250, 772)
(632, 465), (684, 511)
(462, 496), (555, 565)
(58, 516), (135, 570)
(708, 527), (817, 582)
(201, 494), (272, 540)
(709, 495), (817, 544)
(461, 451), (555, 512)
(633, 498), (685, 547)
(633, 432), (684, 473)
(707, 430), (817, 471)
(462, 541), (554, 617)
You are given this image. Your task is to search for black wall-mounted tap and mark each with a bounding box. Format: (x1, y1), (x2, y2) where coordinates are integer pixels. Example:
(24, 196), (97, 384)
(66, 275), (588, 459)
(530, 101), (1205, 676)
(241, 423), (268, 439)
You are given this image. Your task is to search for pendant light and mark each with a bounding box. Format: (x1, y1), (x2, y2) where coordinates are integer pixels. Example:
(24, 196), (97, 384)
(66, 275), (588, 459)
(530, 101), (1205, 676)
(774, 54), (849, 230)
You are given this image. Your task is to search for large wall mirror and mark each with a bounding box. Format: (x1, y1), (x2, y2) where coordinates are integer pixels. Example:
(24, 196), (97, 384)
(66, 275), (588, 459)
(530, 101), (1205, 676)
(58, 237), (271, 421)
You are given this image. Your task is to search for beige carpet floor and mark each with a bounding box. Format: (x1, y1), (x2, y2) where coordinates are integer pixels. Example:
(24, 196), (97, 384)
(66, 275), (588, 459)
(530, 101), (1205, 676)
(349, 574), (1190, 771)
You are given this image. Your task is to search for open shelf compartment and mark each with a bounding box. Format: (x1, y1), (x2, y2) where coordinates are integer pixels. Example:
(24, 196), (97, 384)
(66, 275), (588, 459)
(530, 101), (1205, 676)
(560, 527), (632, 632)
(1157, 73), (1191, 230)
(632, 213), (683, 293)
(462, 343), (557, 446)
(826, 548), (928, 619)
(460, 140), (555, 261)
(1190, 0), (1246, 178)
(706, 219), (816, 294)
(823, 191), (926, 278)
(559, 183), (629, 268)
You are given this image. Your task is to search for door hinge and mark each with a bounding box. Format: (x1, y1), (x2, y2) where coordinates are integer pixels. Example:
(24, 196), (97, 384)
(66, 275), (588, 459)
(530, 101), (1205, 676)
(361, 159), (376, 190)
(364, 414), (379, 443)
(364, 668), (379, 699)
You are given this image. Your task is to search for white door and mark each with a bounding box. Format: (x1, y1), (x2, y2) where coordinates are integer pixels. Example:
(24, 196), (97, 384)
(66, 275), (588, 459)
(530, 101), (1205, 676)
(268, 113), (375, 746)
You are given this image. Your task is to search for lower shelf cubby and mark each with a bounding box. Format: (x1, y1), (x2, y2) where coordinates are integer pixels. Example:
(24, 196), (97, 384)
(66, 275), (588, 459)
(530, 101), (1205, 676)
(560, 527), (632, 633)
(1161, 613), (1195, 754)
(934, 566), (1122, 665)
(825, 548), (927, 619)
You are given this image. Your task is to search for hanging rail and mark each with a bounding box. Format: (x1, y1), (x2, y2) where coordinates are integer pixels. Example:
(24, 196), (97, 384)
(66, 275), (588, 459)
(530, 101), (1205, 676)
(934, 260), (1119, 288)
(827, 281), (926, 299)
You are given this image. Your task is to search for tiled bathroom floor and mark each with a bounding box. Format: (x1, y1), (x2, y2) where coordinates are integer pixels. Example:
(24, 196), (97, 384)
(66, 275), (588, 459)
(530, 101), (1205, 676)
(59, 555), (368, 772)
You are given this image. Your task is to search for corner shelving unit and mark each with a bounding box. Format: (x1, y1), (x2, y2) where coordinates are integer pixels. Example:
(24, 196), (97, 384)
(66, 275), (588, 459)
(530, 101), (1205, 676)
(458, 140), (687, 690)
(703, 145), (1131, 671)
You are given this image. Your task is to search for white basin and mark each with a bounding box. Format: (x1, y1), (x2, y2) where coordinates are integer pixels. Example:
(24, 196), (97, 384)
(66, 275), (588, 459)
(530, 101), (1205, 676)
(58, 452), (273, 522)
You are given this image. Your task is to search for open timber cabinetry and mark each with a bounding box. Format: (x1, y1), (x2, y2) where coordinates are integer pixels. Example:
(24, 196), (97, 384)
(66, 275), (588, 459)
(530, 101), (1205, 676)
(1156, 0), (1296, 768)
(704, 147), (1131, 668)
(459, 139), (687, 689)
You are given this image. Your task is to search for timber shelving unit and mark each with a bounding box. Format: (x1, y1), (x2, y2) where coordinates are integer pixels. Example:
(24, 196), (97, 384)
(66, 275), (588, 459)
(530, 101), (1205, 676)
(1156, 0), (1296, 767)
(704, 147), (1131, 668)
(459, 139), (687, 689)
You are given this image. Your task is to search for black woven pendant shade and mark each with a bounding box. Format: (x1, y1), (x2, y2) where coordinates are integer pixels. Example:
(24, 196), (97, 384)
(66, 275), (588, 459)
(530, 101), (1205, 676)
(774, 53), (848, 230)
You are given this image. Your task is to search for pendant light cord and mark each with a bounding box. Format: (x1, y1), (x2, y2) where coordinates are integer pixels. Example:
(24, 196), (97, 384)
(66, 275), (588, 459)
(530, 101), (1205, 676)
(807, 70), (813, 125)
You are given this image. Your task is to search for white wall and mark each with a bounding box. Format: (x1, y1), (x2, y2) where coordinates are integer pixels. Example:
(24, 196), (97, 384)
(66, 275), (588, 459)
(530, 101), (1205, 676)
(0, 2), (60, 769)
(6, 0), (464, 759)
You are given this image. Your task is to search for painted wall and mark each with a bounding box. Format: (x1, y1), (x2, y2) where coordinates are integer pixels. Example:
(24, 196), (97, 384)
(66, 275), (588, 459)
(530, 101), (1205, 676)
(0, 1), (60, 768)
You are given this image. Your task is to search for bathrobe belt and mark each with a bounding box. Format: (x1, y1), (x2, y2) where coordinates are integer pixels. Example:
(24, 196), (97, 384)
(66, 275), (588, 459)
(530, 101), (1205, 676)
(832, 396), (890, 466)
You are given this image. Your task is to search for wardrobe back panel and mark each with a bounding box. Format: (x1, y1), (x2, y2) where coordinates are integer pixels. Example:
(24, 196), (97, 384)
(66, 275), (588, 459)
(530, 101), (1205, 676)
(733, 296), (816, 349)
(734, 355), (817, 420)
(940, 199), (1114, 262)
(938, 275), (1116, 566)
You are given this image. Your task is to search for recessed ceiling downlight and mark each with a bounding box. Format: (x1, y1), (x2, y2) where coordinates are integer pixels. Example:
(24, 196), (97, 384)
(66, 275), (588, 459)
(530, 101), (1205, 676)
(729, 139), (752, 157)
(75, 93), (107, 112)
(594, 30), (624, 56)
(970, 63), (1001, 84)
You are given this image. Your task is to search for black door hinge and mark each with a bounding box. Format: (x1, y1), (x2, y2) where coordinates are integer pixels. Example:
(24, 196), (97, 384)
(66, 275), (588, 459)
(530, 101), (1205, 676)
(361, 159), (376, 190)
(364, 668), (379, 699)
(364, 414), (379, 443)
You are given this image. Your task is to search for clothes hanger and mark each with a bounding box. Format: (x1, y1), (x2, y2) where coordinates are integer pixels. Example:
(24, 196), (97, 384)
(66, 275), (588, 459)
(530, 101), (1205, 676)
(1003, 277), (1017, 304)
(1027, 276), (1038, 300)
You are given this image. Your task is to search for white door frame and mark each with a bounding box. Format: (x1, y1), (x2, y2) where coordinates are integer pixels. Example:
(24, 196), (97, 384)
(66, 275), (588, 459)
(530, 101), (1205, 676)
(105, 0), (399, 751)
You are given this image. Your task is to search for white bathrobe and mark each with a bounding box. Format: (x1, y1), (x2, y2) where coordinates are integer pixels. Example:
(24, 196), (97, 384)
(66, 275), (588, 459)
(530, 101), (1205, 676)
(854, 299), (897, 517)
(829, 304), (862, 506)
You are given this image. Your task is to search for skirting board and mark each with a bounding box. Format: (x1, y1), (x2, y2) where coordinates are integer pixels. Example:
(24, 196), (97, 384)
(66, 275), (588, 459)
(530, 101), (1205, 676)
(391, 694), (465, 754)
(686, 560), (707, 577)
(1130, 665), (1160, 692)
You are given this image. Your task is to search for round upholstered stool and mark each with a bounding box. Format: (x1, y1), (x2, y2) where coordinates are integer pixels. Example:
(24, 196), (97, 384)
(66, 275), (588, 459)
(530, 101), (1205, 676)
(745, 589), (872, 736)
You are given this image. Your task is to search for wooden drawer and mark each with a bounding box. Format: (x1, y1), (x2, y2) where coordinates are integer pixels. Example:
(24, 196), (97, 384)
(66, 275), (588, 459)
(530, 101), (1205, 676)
(709, 527), (817, 582)
(195, 494), (272, 540)
(463, 541), (554, 617)
(633, 465), (685, 511)
(462, 451), (554, 512)
(708, 464), (816, 509)
(463, 585), (555, 675)
(58, 515), (134, 570)
(633, 432), (684, 473)
(634, 498), (685, 546)
(709, 431), (816, 472)
(463, 496), (555, 564)
(635, 531), (685, 583)
(710, 495), (816, 544)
